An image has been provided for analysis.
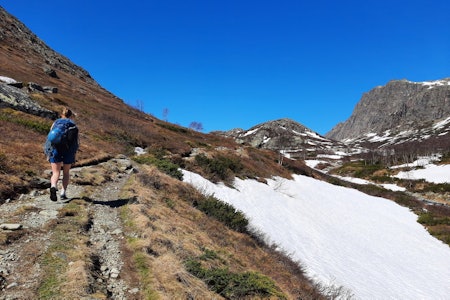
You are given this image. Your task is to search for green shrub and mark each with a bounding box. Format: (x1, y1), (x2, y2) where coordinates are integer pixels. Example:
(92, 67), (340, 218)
(418, 213), (450, 226)
(422, 183), (450, 193)
(185, 255), (286, 299)
(331, 160), (384, 179)
(133, 155), (183, 180)
(195, 154), (243, 183)
(156, 122), (188, 133)
(0, 110), (51, 134)
(195, 195), (248, 232)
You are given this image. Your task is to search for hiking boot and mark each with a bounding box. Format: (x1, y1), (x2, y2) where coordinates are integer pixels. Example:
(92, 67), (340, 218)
(50, 187), (57, 202)
(60, 193), (68, 200)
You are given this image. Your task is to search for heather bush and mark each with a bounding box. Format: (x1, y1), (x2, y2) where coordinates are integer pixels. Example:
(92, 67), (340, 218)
(133, 155), (183, 180)
(194, 194), (248, 233)
(330, 160), (384, 179)
(194, 153), (243, 183)
(421, 183), (450, 193)
(185, 249), (286, 299)
(0, 109), (51, 134)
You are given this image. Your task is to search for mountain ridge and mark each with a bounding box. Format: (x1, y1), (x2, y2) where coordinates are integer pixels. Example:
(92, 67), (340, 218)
(326, 78), (450, 141)
(214, 118), (349, 159)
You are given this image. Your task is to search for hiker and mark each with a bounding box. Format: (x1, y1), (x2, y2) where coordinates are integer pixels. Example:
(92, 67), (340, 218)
(44, 107), (79, 201)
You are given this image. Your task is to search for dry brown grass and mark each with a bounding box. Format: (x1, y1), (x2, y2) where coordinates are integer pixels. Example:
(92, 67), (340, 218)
(1, 18), (328, 298)
(117, 165), (324, 299)
(38, 200), (92, 299)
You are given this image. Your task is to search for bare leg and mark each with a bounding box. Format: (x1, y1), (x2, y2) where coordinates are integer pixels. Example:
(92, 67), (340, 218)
(61, 164), (72, 191)
(50, 162), (63, 188)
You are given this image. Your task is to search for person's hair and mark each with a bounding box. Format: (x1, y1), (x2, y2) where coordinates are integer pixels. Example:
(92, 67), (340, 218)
(61, 107), (73, 118)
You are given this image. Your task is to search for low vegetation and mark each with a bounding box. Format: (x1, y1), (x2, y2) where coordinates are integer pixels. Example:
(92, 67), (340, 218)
(38, 200), (91, 299)
(193, 194), (249, 233)
(116, 165), (327, 299)
(193, 153), (243, 184)
(185, 249), (287, 299)
(0, 108), (51, 134)
(133, 153), (183, 180)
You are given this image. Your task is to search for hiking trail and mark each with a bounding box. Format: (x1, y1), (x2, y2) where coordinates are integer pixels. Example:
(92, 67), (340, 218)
(0, 155), (139, 300)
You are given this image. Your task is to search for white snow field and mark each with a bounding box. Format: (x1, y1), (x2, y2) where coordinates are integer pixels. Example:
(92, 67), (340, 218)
(395, 164), (450, 184)
(183, 170), (450, 299)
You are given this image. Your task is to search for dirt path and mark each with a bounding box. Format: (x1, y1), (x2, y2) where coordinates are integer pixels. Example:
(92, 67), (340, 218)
(0, 155), (138, 299)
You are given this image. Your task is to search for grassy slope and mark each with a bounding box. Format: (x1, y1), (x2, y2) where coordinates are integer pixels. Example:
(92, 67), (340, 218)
(0, 21), (328, 298)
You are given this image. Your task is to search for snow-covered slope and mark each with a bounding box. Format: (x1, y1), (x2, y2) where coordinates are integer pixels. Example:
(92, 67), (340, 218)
(183, 170), (450, 299)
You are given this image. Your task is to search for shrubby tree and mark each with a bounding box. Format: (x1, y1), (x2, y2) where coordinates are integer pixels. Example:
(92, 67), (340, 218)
(189, 121), (203, 132)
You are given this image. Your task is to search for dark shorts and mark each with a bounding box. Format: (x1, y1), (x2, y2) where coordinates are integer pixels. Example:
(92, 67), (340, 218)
(48, 147), (76, 164)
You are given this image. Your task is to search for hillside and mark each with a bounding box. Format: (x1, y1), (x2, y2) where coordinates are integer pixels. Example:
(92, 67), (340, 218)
(214, 118), (350, 160)
(0, 5), (329, 299)
(1, 5), (449, 299)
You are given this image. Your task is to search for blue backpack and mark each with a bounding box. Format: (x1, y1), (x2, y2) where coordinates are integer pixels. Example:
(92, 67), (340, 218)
(47, 119), (78, 150)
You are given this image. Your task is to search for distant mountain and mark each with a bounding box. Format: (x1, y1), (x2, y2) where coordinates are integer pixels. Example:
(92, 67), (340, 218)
(326, 78), (450, 142)
(214, 118), (350, 159)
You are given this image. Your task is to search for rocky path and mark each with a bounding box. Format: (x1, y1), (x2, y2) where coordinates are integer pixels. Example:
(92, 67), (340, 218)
(0, 155), (138, 299)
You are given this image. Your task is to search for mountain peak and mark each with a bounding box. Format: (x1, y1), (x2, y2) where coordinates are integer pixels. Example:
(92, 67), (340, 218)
(326, 77), (450, 141)
(216, 118), (346, 159)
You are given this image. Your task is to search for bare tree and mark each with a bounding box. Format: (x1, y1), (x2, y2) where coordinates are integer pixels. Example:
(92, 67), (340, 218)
(277, 134), (292, 165)
(162, 108), (169, 121)
(189, 121), (204, 132)
(135, 99), (144, 112)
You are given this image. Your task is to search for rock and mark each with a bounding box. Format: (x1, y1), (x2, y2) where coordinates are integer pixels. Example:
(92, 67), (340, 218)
(111, 229), (122, 235)
(27, 82), (44, 92)
(43, 67), (58, 78)
(29, 178), (50, 189)
(0, 224), (22, 231)
(0, 83), (57, 119)
(110, 267), (120, 278)
(8, 82), (23, 89)
(326, 78), (450, 141)
(43, 86), (58, 93)
(6, 282), (18, 289)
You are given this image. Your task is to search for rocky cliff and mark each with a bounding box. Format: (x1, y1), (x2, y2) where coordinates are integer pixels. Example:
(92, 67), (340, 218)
(326, 79), (450, 141)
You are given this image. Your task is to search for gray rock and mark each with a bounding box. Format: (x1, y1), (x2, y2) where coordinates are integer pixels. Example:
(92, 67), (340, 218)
(326, 78), (450, 141)
(0, 83), (57, 119)
(0, 224), (22, 231)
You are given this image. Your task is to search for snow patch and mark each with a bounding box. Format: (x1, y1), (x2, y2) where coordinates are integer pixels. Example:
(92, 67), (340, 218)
(0, 76), (17, 84)
(183, 170), (450, 299)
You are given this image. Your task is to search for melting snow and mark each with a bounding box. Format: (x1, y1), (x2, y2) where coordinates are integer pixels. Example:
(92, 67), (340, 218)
(433, 116), (450, 130)
(183, 170), (450, 299)
(243, 128), (259, 136)
(395, 164), (450, 184)
(0, 76), (17, 84)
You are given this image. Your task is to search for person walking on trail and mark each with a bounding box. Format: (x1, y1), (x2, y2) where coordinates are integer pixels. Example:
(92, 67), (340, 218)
(44, 107), (79, 201)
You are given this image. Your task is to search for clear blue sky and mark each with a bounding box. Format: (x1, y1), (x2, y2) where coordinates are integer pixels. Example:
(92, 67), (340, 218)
(2, 1), (449, 135)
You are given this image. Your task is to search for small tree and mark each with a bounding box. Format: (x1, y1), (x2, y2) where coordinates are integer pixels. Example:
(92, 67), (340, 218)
(135, 99), (144, 112)
(162, 108), (169, 121)
(189, 121), (204, 132)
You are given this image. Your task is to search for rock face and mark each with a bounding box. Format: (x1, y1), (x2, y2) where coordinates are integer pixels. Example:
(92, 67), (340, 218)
(0, 83), (57, 119)
(326, 79), (450, 141)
